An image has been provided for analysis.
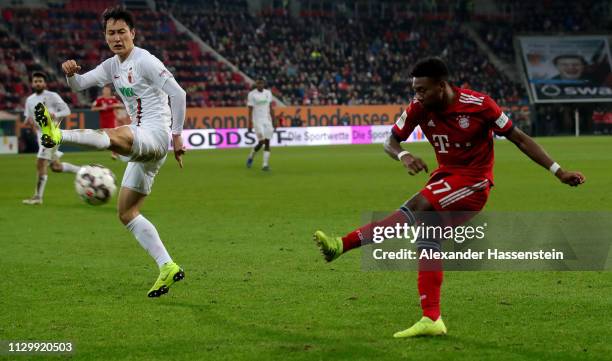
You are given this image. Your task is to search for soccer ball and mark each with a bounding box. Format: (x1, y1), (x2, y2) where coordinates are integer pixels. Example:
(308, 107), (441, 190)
(75, 165), (117, 205)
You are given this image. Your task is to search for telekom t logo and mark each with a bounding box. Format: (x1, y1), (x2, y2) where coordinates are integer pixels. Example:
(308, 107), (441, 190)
(432, 134), (449, 153)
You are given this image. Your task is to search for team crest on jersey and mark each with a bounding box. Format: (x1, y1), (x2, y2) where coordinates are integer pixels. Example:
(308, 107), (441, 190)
(457, 115), (470, 129)
(427, 119), (435, 127)
(128, 67), (133, 83)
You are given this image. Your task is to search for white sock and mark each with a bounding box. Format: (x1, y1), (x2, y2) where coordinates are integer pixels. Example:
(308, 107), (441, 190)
(263, 151), (270, 166)
(125, 214), (172, 268)
(61, 162), (81, 173)
(35, 174), (48, 198)
(61, 129), (110, 149)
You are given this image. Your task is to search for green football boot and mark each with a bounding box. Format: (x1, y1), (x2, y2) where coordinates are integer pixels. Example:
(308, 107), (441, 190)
(393, 317), (447, 338)
(147, 262), (185, 298)
(34, 102), (62, 148)
(313, 230), (343, 262)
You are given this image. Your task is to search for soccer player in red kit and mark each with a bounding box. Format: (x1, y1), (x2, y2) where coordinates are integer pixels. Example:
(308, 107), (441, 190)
(92, 84), (122, 128)
(314, 57), (585, 338)
(91, 84), (123, 158)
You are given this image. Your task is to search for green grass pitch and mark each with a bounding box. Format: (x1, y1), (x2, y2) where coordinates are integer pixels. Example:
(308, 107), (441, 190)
(1, 136), (611, 360)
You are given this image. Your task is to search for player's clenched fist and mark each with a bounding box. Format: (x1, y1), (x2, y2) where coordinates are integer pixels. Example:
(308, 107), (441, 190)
(62, 60), (81, 77)
(556, 170), (585, 187)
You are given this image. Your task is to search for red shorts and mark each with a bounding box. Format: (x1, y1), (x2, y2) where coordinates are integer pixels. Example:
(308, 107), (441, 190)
(419, 171), (491, 213)
(100, 118), (116, 129)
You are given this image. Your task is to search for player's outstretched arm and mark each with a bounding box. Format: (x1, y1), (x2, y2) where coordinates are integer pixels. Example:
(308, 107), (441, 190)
(384, 135), (428, 176)
(63, 59), (111, 91)
(505, 127), (585, 187)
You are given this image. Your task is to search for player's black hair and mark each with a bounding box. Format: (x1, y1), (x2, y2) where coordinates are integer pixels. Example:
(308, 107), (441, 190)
(31, 71), (47, 81)
(102, 5), (135, 32)
(410, 57), (450, 81)
(553, 54), (587, 66)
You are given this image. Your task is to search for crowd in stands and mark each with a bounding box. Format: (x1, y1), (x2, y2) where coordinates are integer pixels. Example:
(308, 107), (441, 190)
(173, 2), (526, 107)
(2, 0), (528, 113)
(477, 0), (611, 64)
(4, 2), (251, 110)
(2, 0), (610, 137)
(0, 27), (30, 111)
(0, 25), (76, 111)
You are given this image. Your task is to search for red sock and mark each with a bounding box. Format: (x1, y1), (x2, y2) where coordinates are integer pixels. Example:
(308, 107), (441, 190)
(341, 209), (415, 252)
(418, 257), (443, 321)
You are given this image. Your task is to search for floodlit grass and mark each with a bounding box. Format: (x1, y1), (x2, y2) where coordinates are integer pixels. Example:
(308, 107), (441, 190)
(1, 136), (610, 360)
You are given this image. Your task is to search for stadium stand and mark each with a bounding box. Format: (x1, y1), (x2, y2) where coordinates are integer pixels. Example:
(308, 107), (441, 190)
(4, 2), (251, 109)
(171, 2), (526, 107)
(0, 25), (76, 110)
(1, 0), (610, 136)
(476, 0), (612, 64)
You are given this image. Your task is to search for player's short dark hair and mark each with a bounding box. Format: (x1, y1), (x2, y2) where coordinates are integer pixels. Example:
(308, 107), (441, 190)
(31, 71), (47, 81)
(102, 5), (135, 32)
(553, 54), (587, 66)
(410, 57), (450, 81)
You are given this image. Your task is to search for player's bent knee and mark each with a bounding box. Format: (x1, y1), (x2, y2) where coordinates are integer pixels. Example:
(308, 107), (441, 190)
(404, 193), (435, 212)
(105, 127), (134, 155)
(118, 212), (135, 225)
(50, 162), (62, 172)
(118, 208), (139, 225)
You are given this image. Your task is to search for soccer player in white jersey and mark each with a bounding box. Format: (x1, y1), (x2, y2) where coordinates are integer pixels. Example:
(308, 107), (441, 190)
(35, 6), (187, 297)
(246, 79), (275, 171)
(22, 71), (81, 205)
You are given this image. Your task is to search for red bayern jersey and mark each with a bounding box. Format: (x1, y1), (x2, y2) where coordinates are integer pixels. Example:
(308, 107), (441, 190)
(392, 87), (514, 182)
(94, 96), (120, 128)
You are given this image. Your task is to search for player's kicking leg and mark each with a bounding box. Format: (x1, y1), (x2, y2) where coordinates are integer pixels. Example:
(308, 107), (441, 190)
(315, 193), (448, 337)
(314, 194), (429, 262)
(34, 102), (131, 155)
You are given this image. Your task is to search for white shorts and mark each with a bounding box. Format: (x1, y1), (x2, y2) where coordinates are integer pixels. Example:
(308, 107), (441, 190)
(254, 121), (274, 140)
(120, 125), (170, 195)
(127, 125), (170, 163)
(36, 131), (63, 161)
(121, 156), (167, 195)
